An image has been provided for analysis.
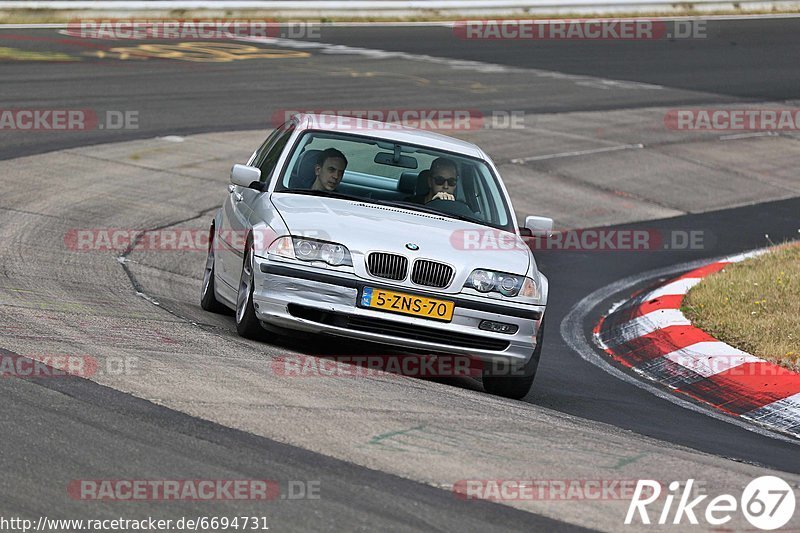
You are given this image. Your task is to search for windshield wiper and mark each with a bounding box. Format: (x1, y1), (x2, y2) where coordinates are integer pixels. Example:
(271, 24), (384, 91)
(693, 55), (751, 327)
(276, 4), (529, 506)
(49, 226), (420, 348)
(377, 199), (489, 225)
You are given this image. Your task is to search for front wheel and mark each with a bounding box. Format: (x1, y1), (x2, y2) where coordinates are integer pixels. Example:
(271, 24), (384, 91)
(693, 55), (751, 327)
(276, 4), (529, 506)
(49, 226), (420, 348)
(235, 240), (266, 339)
(482, 317), (544, 400)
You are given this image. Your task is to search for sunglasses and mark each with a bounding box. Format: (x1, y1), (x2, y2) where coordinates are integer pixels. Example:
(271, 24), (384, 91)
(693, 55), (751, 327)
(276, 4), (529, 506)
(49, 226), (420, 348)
(432, 176), (458, 187)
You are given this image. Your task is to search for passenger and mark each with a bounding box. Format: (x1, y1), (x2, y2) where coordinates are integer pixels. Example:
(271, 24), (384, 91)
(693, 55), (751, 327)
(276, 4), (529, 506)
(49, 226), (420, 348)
(311, 148), (348, 192)
(407, 157), (459, 204)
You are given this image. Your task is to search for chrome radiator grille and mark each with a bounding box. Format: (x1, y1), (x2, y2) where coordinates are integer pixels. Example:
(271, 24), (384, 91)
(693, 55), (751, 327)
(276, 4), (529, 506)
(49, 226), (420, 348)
(366, 252), (408, 281)
(411, 260), (453, 288)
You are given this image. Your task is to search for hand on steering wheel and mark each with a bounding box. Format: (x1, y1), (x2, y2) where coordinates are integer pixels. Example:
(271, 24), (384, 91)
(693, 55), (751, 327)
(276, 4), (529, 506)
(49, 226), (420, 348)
(430, 192), (455, 202)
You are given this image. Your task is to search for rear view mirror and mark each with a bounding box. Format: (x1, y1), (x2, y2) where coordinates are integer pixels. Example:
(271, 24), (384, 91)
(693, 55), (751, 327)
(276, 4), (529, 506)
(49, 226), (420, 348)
(374, 152), (418, 169)
(230, 164), (262, 189)
(523, 215), (554, 236)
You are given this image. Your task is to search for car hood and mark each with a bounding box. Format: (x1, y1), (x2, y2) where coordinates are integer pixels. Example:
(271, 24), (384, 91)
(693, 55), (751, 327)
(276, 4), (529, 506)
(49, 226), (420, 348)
(270, 193), (531, 277)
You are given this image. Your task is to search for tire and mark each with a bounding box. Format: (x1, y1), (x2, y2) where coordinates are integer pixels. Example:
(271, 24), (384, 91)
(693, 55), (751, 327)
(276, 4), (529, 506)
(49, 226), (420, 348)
(235, 238), (265, 339)
(200, 225), (227, 314)
(482, 317), (545, 400)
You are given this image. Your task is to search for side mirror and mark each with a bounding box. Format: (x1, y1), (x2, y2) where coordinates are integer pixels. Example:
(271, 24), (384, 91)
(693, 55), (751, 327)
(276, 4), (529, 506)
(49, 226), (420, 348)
(524, 215), (554, 235)
(230, 164), (262, 189)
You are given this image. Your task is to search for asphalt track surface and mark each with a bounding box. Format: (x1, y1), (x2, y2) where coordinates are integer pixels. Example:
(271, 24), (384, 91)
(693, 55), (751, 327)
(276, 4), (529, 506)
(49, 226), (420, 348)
(289, 18), (800, 101)
(1, 18), (800, 531)
(1, 348), (577, 532)
(3, 18), (800, 159)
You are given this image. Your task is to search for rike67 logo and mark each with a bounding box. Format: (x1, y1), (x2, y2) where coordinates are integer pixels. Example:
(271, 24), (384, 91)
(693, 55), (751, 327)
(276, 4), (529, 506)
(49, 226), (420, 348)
(626, 476), (796, 530)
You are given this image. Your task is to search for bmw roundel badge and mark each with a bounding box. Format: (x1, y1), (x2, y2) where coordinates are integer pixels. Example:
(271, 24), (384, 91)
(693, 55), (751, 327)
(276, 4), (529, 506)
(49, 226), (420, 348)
(405, 243), (420, 251)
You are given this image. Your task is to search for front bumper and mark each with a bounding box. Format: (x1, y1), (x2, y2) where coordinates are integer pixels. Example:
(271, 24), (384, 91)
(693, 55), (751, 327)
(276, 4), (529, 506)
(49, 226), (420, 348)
(252, 258), (545, 365)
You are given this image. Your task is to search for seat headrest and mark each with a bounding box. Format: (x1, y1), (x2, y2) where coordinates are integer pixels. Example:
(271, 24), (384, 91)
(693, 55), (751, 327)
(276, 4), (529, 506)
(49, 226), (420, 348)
(415, 169), (431, 196)
(398, 171), (418, 194)
(289, 149), (322, 189)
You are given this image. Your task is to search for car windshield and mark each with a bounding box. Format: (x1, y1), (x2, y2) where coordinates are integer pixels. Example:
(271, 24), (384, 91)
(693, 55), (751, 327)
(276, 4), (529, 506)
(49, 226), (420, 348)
(275, 130), (513, 231)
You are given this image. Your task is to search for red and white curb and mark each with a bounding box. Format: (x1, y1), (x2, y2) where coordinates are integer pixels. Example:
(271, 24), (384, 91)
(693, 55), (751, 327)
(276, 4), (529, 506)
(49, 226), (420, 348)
(594, 250), (800, 439)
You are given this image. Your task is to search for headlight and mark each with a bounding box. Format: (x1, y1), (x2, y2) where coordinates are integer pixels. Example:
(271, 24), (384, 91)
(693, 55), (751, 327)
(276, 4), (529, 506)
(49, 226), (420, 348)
(320, 243), (348, 265)
(465, 269), (537, 298)
(470, 269), (496, 293)
(267, 236), (353, 267)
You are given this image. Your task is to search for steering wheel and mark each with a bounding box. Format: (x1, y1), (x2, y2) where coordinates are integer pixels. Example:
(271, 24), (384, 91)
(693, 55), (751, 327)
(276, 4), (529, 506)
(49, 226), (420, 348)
(426, 198), (476, 218)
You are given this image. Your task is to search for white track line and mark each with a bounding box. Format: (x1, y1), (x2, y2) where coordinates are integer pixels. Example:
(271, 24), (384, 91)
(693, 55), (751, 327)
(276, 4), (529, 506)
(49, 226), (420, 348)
(645, 276), (703, 299)
(606, 308), (691, 344)
(235, 35), (666, 90)
(510, 143), (644, 164)
(745, 393), (800, 434)
(663, 342), (761, 377)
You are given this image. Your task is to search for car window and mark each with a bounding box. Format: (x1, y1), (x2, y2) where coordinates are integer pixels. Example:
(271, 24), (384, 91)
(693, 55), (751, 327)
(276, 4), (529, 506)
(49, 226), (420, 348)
(250, 124), (285, 167)
(258, 123), (295, 182)
(275, 130), (512, 231)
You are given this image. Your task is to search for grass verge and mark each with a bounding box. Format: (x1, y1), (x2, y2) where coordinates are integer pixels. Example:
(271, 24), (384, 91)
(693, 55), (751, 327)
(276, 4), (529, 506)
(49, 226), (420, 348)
(683, 243), (800, 371)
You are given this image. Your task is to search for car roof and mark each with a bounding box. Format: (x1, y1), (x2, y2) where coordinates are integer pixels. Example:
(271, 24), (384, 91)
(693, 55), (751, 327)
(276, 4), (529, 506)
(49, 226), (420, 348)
(292, 113), (487, 159)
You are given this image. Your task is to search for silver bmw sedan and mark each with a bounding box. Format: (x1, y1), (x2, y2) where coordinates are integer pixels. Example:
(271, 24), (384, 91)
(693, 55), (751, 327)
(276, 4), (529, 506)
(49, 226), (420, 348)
(201, 113), (552, 399)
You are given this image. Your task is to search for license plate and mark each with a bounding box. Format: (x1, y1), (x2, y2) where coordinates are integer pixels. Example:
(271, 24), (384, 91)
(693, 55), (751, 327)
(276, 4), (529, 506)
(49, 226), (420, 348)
(360, 287), (454, 322)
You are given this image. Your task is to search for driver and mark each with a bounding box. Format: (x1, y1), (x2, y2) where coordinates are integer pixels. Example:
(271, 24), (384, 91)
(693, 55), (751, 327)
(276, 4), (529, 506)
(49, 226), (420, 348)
(311, 148), (348, 192)
(408, 157), (458, 204)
